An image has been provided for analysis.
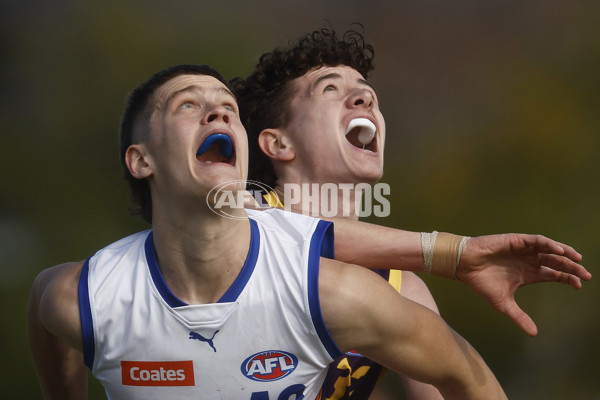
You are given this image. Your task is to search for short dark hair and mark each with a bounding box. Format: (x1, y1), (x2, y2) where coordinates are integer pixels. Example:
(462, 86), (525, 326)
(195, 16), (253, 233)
(119, 64), (227, 223)
(230, 28), (375, 188)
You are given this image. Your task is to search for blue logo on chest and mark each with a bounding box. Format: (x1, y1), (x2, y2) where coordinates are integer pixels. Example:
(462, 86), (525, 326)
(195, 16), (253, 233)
(189, 330), (219, 352)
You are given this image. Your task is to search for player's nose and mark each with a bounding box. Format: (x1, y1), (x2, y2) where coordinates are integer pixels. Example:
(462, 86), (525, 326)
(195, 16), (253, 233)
(204, 104), (231, 125)
(346, 88), (374, 110)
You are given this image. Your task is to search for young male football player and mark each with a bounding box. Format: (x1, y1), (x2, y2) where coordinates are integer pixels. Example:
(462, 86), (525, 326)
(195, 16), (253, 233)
(232, 28), (590, 399)
(28, 64), (512, 399)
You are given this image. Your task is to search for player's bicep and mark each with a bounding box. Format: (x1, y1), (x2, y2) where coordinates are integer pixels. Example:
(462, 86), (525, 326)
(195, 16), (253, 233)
(319, 257), (468, 386)
(28, 262), (88, 399)
(318, 257), (416, 356)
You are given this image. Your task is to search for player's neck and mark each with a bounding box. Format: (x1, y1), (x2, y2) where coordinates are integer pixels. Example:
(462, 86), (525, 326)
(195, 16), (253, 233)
(150, 206), (252, 304)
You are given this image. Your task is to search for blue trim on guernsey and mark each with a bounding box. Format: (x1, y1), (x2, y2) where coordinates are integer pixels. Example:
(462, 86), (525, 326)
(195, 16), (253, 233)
(78, 258), (95, 369)
(144, 219), (260, 307)
(145, 232), (188, 308)
(219, 218), (260, 302)
(307, 220), (342, 359)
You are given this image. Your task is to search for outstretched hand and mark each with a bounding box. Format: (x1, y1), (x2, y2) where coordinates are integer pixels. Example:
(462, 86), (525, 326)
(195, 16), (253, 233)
(456, 234), (591, 336)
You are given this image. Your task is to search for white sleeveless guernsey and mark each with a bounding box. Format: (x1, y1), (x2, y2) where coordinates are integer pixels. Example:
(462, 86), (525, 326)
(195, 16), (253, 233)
(79, 208), (341, 400)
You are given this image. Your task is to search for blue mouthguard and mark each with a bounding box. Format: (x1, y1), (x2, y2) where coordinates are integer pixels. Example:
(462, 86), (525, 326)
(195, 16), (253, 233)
(196, 133), (234, 158)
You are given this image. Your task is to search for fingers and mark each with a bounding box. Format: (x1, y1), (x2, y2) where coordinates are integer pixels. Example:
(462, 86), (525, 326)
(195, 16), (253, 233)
(500, 300), (538, 337)
(522, 234), (583, 262)
(540, 267), (583, 289)
(521, 264), (583, 289)
(560, 272), (583, 289)
(537, 254), (591, 282)
(518, 234), (591, 281)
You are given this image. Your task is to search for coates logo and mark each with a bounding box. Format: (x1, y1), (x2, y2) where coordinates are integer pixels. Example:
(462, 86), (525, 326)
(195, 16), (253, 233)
(121, 361), (195, 386)
(206, 180), (278, 219)
(241, 350), (298, 382)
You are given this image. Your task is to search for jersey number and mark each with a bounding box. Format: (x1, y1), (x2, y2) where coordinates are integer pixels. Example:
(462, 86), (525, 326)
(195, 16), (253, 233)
(250, 384), (305, 400)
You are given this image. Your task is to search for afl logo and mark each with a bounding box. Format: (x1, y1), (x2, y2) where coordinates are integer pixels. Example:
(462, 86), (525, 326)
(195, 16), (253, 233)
(206, 180), (278, 220)
(241, 350), (298, 382)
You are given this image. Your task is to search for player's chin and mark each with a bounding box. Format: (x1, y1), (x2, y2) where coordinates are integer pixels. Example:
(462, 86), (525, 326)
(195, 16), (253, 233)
(353, 166), (383, 183)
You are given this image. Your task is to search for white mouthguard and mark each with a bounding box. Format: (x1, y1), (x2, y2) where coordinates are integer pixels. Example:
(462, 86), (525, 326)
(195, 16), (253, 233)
(345, 118), (376, 145)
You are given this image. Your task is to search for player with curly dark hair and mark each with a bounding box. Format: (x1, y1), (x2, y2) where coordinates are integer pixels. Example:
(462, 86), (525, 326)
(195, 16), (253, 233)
(231, 28), (590, 399)
(231, 28), (375, 190)
(232, 26), (443, 400)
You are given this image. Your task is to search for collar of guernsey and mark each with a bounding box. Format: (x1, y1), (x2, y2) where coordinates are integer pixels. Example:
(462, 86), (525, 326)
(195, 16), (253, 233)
(263, 191), (402, 291)
(264, 190), (284, 208)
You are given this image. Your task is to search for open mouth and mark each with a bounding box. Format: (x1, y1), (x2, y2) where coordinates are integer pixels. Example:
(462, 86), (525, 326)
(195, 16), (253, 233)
(345, 118), (377, 152)
(196, 133), (235, 165)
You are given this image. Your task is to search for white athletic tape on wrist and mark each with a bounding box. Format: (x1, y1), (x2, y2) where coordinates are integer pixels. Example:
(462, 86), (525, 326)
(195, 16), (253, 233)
(420, 231), (438, 274)
(457, 236), (470, 269)
(421, 231), (470, 279)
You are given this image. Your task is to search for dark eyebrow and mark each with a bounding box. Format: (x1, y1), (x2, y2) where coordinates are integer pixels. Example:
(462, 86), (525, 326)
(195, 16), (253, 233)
(357, 78), (375, 91)
(312, 73), (375, 92)
(165, 85), (236, 107)
(312, 73), (343, 90)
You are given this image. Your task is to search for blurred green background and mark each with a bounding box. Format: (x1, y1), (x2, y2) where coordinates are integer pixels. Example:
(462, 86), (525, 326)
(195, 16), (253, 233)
(1, 0), (598, 399)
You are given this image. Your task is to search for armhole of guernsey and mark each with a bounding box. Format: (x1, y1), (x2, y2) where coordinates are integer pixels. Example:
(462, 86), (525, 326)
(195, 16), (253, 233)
(307, 220), (341, 360)
(78, 257), (95, 369)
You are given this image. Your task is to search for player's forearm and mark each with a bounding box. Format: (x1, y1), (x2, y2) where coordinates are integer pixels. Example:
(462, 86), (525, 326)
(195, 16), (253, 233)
(413, 318), (506, 400)
(329, 217), (424, 270)
(373, 299), (506, 400)
(435, 331), (507, 400)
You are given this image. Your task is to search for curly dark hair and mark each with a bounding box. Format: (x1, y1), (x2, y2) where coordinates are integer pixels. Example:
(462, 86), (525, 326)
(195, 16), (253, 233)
(119, 64), (227, 223)
(230, 28), (375, 189)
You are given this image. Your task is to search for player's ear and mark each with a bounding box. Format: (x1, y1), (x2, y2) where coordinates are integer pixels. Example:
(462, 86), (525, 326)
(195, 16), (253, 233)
(125, 144), (153, 179)
(258, 128), (295, 161)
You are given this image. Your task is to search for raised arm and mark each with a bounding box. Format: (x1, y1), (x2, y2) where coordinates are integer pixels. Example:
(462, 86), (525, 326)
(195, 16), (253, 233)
(330, 218), (591, 335)
(329, 217), (425, 270)
(28, 262), (88, 400)
(319, 257), (507, 400)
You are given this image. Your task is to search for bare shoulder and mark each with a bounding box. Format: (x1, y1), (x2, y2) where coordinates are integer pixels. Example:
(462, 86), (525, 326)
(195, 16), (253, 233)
(32, 261), (85, 288)
(30, 261), (86, 351)
(318, 257), (411, 353)
(318, 257), (390, 300)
